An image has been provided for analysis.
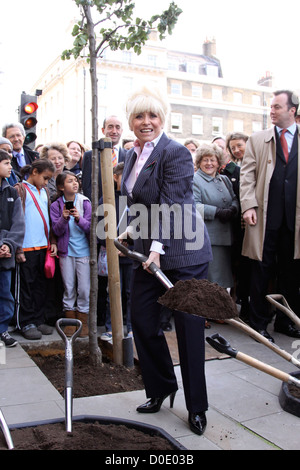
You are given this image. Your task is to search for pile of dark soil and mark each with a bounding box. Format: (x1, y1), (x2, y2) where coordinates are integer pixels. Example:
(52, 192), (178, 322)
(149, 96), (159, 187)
(158, 278), (238, 320)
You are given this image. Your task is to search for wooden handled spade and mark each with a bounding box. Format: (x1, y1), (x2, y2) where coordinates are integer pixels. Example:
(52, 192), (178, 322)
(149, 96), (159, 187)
(206, 333), (300, 388)
(114, 239), (300, 369)
(225, 318), (300, 369)
(266, 294), (300, 329)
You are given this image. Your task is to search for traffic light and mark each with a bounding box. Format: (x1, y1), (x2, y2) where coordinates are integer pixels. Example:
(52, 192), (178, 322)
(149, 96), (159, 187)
(19, 93), (38, 148)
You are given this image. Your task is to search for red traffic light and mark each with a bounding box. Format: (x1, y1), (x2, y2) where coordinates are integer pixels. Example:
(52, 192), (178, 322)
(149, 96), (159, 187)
(19, 93), (38, 148)
(24, 102), (38, 114)
(23, 116), (37, 130)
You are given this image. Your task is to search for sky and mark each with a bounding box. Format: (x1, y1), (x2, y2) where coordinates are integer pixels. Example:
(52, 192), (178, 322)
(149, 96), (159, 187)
(1, 0), (300, 124)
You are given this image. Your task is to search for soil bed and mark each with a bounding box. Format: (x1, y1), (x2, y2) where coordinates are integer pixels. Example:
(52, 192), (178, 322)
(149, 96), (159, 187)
(0, 352), (179, 450)
(1, 420), (176, 450)
(31, 352), (144, 398)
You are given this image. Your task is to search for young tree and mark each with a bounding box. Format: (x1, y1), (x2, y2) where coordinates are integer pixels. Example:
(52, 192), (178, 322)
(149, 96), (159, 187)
(62, 0), (182, 366)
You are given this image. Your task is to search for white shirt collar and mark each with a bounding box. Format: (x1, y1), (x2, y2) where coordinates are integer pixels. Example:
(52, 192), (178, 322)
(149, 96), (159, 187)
(276, 122), (297, 135)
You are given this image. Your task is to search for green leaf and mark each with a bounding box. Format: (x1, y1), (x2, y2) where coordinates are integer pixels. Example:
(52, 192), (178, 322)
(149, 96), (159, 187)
(63, 0), (182, 60)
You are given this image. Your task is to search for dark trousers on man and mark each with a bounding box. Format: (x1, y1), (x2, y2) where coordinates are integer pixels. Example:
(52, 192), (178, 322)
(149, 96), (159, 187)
(249, 221), (300, 330)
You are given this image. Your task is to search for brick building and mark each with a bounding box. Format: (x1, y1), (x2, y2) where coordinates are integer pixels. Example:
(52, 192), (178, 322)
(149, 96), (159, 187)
(32, 33), (273, 147)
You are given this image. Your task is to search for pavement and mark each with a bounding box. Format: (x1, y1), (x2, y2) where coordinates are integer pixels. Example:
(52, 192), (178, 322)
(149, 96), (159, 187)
(1, 319), (300, 451)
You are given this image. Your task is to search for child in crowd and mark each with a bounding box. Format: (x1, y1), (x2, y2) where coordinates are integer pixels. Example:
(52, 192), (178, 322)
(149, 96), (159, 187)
(0, 150), (25, 347)
(100, 162), (133, 342)
(50, 171), (91, 337)
(0, 138), (18, 185)
(15, 159), (56, 340)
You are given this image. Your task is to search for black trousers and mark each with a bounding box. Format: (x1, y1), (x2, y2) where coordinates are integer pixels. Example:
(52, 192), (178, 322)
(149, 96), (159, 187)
(18, 249), (47, 329)
(249, 222), (300, 330)
(131, 263), (208, 414)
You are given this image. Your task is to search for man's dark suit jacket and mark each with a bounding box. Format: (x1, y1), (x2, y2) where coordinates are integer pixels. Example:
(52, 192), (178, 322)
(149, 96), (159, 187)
(267, 128), (298, 232)
(81, 147), (127, 200)
(11, 145), (39, 178)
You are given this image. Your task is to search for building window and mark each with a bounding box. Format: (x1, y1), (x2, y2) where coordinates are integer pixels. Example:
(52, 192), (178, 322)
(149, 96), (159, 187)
(168, 60), (178, 71)
(99, 106), (107, 127)
(252, 121), (262, 132)
(206, 64), (219, 77)
(233, 119), (244, 132)
(123, 76), (133, 93)
(171, 113), (182, 133)
(212, 117), (223, 136)
(192, 115), (203, 135)
(192, 85), (202, 98)
(212, 87), (222, 102)
(252, 94), (261, 106)
(170, 82), (182, 95)
(233, 92), (243, 104)
(187, 63), (197, 74)
(122, 51), (132, 63)
(148, 55), (157, 67)
(98, 74), (107, 90)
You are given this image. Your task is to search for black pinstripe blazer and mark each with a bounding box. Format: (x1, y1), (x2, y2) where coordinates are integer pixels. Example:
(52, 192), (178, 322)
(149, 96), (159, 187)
(121, 133), (212, 271)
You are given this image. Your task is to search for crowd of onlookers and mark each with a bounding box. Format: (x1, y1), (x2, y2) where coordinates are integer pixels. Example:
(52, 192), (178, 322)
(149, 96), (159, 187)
(1, 88), (300, 349)
(0, 118), (135, 347)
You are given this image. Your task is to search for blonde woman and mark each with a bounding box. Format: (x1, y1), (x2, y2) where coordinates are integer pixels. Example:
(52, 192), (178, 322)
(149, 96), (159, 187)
(118, 87), (212, 436)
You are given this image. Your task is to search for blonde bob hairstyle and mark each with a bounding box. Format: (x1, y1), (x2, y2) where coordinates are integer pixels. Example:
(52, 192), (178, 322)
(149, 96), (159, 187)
(126, 86), (169, 129)
(40, 142), (71, 163)
(194, 143), (223, 170)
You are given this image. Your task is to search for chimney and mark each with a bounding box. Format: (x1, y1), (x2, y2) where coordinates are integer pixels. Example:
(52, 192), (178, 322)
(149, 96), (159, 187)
(203, 38), (216, 57)
(257, 71), (273, 87)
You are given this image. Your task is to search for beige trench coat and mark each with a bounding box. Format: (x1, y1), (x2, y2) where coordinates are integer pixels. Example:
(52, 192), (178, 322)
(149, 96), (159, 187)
(240, 125), (300, 261)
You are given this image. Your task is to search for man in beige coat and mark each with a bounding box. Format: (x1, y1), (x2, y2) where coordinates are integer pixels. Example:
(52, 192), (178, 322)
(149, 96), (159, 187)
(240, 90), (300, 342)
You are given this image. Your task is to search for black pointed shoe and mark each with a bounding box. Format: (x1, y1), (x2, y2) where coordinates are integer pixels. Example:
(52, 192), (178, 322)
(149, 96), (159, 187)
(255, 329), (275, 343)
(188, 412), (207, 435)
(274, 324), (300, 338)
(136, 392), (176, 413)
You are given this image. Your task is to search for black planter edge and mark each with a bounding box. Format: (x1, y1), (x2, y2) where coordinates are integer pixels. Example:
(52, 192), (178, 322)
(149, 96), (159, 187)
(8, 414), (187, 450)
(278, 370), (300, 418)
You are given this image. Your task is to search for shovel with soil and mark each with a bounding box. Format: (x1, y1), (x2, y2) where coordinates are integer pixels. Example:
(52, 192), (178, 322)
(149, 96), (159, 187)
(114, 238), (300, 417)
(114, 238), (238, 321)
(114, 239), (300, 369)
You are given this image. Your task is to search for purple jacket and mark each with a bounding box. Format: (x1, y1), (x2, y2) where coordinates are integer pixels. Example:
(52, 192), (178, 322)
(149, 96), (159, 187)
(50, 194), (91, 257)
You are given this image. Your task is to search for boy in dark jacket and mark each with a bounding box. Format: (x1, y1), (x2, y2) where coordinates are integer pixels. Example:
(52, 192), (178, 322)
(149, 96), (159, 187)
(0, 150), (25, 346)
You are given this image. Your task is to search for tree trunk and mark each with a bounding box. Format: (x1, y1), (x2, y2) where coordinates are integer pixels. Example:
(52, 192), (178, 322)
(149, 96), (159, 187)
(84, 4), (102, 366)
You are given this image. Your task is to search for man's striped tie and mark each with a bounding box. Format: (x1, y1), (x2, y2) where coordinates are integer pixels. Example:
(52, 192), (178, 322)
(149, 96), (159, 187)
(112, 147), (117, 167)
